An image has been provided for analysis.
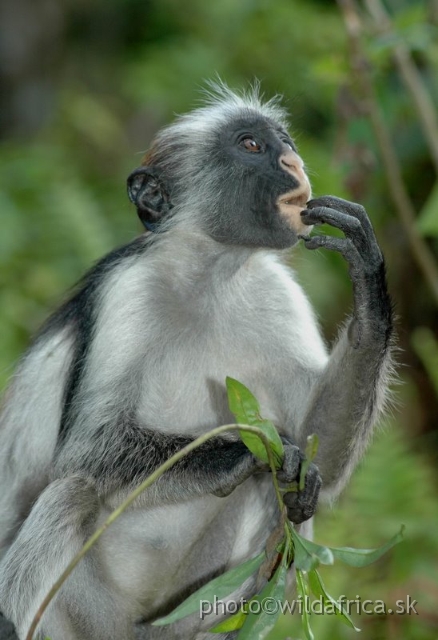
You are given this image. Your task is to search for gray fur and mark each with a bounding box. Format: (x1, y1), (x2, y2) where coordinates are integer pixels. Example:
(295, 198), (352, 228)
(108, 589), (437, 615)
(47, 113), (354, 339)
(0, 85), (393, 640)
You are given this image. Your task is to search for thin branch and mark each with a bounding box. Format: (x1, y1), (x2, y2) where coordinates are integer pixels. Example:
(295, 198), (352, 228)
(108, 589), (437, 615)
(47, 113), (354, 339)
(25, 423), (284, 640)
(365, 0), (438, 175)
(337, 0), (438, 306)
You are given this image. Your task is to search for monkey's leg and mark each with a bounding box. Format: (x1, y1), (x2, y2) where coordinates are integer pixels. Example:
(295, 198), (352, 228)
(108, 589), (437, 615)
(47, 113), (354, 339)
(0, 477), (134, 640)
(299, 196), (393, 494)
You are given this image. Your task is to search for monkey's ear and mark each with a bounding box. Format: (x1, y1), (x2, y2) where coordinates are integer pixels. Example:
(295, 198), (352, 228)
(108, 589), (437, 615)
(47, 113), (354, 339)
(127, 167), (172, 232)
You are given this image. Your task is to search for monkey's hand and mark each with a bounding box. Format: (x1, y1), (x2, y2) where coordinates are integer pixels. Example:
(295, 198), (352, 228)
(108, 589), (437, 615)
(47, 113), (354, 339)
(278, 440), (322, 525)
(300, 196), (391, 348)
(213, 439), (322, 525)
(211, 440), (269, 498)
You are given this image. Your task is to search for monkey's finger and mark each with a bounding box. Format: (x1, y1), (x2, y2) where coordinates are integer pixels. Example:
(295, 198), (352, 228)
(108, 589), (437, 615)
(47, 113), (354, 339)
(277, 443), (303, 484)
(282, 489), (299, 511)
(283, 491), (316, 525)
(307, 195), (374, 238)
(307, 196), (381, 259)
(286, 466), (321, 524)
(301, 207), (360, 234)
(301, 207), (371, 256)
(303, 465), (322, 506)
(301, 489), (320, 522)
(301, 234), (363, 265)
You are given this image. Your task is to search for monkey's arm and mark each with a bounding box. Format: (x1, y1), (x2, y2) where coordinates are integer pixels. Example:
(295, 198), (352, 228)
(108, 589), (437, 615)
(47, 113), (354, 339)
(55, 423), (262, 503)
(55, 420), (319, 523)
(297, 196), (393, 494)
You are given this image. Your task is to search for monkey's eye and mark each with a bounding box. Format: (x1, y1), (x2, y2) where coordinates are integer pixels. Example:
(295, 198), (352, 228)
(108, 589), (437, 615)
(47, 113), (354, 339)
(239, 136), (262, 153)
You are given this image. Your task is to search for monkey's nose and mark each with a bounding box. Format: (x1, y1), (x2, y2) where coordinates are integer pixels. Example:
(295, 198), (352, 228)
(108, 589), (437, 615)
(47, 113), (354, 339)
(280, 150), (303, 174)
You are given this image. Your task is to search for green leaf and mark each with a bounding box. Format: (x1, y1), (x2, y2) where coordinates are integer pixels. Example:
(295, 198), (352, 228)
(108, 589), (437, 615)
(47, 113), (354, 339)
(291, 533), (319, 572)
(226, 376), (261, 424)
(290, 527), (334, 566)
(153, 552), (265, 626)
(209, 607), (247, 633)
(239, 428), (272, 465)
(241, 419), (283, 468)
(296, 569), (314, 640)
(300, 434), (319, 490)
(308, 569), (360, 631)
(236, 557), (287, 640)
(329, 526), (405, 567)
(226, 377), (284, 467)
(259, 421), (284, 465)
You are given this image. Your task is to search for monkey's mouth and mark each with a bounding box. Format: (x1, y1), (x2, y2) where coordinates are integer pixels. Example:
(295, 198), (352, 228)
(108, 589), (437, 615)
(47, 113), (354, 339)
(277, 187), (312, 235)
(278, 188), (309, 208)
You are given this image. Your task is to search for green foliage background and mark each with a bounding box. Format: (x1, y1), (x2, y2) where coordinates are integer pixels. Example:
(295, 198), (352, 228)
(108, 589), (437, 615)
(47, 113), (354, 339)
(1, 0), (437, 638)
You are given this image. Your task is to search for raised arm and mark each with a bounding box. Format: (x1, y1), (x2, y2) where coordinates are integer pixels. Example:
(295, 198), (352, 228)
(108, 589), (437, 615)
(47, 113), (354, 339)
(295, 195), (393, 495)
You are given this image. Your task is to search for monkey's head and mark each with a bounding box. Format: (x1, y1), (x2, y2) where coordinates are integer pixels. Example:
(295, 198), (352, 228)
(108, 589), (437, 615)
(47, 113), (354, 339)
(127, 82), (312, 249)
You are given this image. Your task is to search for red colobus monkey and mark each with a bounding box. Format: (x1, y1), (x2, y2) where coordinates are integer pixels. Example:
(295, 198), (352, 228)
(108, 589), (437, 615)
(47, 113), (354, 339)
(0, 83), (393, 640)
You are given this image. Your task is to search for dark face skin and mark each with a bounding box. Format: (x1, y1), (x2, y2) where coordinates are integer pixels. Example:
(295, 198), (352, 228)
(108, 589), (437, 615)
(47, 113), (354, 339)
(127, 114), (311, 249)
(203, 115), (311, 249)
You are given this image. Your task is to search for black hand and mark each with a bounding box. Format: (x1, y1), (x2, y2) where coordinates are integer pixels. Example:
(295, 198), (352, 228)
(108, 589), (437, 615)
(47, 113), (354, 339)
(278, 439), (322, 525)
(300, 196), (392, 347)
(282, 464), (322, 525)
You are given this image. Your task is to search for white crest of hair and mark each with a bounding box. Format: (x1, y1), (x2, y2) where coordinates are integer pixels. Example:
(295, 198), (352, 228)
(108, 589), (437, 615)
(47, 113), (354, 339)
(159, 79), (287, 145)
(198, 77), (288, 123)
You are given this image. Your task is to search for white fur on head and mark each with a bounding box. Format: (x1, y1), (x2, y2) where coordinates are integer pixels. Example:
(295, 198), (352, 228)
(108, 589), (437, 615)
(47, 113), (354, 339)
(194, 77), (289, 127)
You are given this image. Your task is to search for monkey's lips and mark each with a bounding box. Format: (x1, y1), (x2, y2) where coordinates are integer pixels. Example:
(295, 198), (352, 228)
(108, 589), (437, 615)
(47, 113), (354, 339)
(277, 188), (312, 235)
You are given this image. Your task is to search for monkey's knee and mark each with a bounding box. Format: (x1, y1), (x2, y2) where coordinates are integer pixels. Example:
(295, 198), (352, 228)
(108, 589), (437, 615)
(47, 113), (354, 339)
(16, 475), (100, 544)
(46, 475), (99, 523)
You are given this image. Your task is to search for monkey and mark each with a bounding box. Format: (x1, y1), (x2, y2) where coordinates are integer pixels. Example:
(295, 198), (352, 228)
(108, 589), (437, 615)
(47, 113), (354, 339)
(0, 83), (393, 640)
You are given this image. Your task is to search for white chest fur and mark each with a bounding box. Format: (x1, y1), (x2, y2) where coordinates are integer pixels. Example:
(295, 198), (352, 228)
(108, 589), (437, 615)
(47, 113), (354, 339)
(83, 233), (328, 440)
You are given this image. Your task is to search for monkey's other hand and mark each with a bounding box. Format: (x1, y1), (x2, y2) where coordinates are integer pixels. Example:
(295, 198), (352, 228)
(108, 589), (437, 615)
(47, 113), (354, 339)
(300, 196), (392, 348)
(278, 441), (322, 525)
(300, 196), (383, 278)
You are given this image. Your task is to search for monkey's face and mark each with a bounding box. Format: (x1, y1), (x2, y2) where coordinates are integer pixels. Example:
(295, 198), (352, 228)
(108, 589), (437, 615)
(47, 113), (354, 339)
(128, 110), (312, 249)
(191, 114), (312, 249)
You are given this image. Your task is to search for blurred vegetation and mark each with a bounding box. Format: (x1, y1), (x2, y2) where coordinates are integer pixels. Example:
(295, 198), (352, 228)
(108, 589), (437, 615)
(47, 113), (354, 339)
(0, 0), (438, 638)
